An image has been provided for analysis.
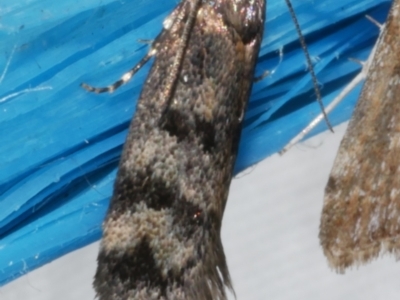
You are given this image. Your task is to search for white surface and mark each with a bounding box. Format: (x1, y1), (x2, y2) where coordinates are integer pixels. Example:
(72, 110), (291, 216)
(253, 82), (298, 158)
(2, 122), (400, 300)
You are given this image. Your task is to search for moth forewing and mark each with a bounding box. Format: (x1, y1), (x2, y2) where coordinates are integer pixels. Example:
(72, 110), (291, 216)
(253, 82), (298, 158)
(320, 0), (400, 272)
(89, 0), (266, 299)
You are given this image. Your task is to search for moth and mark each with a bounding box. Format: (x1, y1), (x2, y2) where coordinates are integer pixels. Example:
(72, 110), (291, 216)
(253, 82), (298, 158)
(82, 0), (266, 299)
(319, 0), (400, 272)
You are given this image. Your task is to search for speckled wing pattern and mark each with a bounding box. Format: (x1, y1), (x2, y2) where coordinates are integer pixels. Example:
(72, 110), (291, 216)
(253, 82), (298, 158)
(320, 0), (400, 273)
(92, 0), (265, 299)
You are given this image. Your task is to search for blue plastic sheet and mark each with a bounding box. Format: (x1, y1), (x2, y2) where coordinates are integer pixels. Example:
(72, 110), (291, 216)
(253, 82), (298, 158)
(0, 0), (391, 285)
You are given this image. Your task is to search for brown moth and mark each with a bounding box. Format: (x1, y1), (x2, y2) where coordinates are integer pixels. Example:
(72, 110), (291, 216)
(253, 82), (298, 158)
(320, 0), (400, 272)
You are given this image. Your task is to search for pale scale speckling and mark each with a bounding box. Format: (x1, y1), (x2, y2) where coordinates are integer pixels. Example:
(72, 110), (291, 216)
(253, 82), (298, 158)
(320, 0), (400, 273)
(82, 0), (266, 299)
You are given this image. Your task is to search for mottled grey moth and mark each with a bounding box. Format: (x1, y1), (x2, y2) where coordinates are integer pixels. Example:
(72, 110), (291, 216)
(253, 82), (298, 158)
(82, 0), (266, 299)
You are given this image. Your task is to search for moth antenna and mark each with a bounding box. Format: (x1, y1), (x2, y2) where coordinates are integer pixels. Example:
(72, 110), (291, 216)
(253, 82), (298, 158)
(284, 0), (333, 133)
(280, 13), (385, 154)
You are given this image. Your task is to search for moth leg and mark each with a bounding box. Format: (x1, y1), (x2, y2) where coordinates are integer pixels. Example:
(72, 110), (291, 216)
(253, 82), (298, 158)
(253, 47), (283, 82)
(81, 0), (199, 95)
(81, 1), (193, 95)
(136, 39), (153, 45)
(81, 47), (156, 94)
(253, 70), (270, 82)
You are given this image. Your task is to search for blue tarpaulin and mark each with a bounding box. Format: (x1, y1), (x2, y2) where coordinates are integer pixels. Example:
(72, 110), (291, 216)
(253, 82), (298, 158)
(0, 0), (391, 286)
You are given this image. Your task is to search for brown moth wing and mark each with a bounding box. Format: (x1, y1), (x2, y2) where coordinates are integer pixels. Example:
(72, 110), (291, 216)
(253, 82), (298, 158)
(320, 0), (400, 272)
